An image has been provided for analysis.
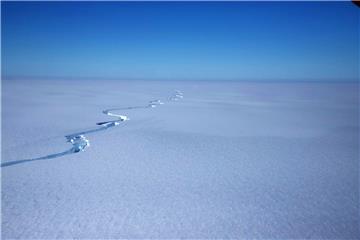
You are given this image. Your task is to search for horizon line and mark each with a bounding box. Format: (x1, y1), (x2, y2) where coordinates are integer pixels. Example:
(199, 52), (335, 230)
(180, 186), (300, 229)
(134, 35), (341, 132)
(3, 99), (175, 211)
(2, 75), (359, 82)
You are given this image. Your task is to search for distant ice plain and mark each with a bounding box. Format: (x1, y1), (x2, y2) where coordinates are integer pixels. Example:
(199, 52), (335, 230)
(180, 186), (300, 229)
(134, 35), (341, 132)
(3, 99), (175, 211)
(2, 79), (359, 238)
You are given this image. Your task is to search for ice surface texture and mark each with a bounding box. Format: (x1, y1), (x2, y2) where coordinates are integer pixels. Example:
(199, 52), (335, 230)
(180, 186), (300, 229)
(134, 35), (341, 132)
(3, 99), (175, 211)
(1, 90), (183, 167)
(2, 80), (358, 238)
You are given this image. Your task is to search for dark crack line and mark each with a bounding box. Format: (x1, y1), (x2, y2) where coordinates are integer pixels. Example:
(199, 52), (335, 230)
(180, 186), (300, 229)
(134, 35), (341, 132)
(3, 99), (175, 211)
(1, 91), (183, 167)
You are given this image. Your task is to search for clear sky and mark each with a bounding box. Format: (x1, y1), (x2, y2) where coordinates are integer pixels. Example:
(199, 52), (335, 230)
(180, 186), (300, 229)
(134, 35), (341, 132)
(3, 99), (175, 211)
(2, 1), (359, 81)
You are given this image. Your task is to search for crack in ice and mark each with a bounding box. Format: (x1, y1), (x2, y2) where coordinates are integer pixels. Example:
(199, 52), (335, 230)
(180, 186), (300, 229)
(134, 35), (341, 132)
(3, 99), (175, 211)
(1, 91), (183, 167)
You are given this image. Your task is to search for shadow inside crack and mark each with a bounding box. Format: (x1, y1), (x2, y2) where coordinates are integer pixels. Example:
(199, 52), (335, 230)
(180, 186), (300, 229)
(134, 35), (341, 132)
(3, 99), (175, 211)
(1, 123), (119, 168)
(1, 148), (75, 167)
(65, 124), (114, 139)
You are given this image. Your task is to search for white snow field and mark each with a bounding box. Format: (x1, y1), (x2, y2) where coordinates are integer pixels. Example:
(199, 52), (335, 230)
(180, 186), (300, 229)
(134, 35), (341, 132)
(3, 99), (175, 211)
(2, 79), (359, 239)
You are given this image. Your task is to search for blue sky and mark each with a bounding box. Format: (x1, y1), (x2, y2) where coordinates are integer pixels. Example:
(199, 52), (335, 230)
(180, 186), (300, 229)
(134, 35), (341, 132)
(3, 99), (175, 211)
(2, 2), (359, 81)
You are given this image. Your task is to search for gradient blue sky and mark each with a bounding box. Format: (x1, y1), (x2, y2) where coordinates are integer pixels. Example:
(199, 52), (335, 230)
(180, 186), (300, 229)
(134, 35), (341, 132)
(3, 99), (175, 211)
(2, 1), (359, 81)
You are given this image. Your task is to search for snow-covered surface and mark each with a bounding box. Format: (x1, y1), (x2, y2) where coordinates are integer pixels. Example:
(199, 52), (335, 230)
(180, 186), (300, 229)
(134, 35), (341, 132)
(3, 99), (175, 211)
(2, 79), (359, 238)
